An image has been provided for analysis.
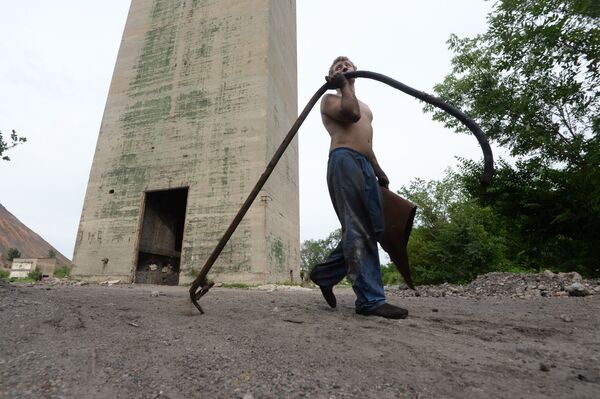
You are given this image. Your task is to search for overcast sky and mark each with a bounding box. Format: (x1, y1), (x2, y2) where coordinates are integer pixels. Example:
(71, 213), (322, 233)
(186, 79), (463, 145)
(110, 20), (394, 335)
(0, 1), (496, 259)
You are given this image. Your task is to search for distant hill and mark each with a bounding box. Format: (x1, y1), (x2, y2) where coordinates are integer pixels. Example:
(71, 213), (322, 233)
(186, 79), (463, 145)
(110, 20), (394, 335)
(0, 204), (71, 268)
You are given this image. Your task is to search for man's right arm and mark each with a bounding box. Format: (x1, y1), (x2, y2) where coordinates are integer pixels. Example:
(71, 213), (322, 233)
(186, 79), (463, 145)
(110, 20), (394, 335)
(321, 75), (361, 123)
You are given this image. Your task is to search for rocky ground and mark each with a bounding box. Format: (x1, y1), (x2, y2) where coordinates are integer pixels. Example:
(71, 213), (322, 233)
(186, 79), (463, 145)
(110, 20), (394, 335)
(390, 270), (600, 299)
(1, 272), (599, 398)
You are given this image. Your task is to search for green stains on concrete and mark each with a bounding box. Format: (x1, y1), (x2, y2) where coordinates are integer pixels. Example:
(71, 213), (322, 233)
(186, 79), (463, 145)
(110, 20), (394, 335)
(98, 165), (148, 219)
(189, 17), (219, 67)
(119, 153), (137, 164)
(197, 43), (209, 58)
(130, 0), (182, 92)
(215, 82), (251, 114)
(220, 147), (230, 185)
(103, 165), (148, 190)
(208, 145), (238, 188)
(150, 0), (183, 23)
(98, 198), (140, 220)
(131, 84), (173, 99)
(190, 0), (207, 9)
(131, 26), (177, 90)
(122, 96), (172, 129)
(270, 237), (286, 271)
(175, 90), (211, 120)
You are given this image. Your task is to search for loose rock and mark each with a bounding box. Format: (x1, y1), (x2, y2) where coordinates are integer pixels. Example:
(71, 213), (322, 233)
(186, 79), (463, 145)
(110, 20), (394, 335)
(567, 283), (589, 297)
(560, 314), (573, 323)
(389, 271), (598, 299)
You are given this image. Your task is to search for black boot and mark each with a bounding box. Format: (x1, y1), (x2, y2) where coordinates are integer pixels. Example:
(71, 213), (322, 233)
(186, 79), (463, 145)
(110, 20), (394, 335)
(318, 285), (337, 308)
(356, 303), (408, 319)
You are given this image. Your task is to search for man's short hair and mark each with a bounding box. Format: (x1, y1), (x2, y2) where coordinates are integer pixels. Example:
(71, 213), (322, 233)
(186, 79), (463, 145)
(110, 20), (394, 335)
(328, 56), (356, 77)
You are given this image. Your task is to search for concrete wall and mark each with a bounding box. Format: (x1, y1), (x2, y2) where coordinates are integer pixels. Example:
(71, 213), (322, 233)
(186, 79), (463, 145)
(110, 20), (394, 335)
(10, 258), (58, 278)
(72, 0), (298, 284)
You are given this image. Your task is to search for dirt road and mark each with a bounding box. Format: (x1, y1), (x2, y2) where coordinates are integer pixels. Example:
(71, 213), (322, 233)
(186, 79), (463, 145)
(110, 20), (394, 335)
(1, 281), (599, 398)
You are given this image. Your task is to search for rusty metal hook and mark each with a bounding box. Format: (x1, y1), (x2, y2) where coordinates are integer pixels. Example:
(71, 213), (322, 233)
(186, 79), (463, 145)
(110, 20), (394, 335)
(190, 279), (214, 314)
(189, 70), (494, 313)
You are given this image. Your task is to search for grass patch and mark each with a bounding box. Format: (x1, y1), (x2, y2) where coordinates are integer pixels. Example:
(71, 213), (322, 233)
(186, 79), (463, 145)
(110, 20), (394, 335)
(28, 267), (42, 281)
(0, 269), (40, 283)
(274, 280), (303, 286)
(0, 269), (9, 281)
(53, 265), (71, 278)
(8, 277), (38, 283)
(220, 282), (255, 289)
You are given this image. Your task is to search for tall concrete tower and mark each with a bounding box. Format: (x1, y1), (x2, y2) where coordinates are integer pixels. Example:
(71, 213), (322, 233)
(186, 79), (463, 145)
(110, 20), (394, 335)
(73, 0), (298, 285)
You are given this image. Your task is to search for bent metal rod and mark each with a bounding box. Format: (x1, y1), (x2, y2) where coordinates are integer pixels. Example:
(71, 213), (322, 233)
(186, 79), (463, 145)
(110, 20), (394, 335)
(189, 70), (494, 314)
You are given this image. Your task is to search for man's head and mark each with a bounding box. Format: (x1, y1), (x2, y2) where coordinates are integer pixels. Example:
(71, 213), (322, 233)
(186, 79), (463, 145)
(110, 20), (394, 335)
(328, 56), (356, 77)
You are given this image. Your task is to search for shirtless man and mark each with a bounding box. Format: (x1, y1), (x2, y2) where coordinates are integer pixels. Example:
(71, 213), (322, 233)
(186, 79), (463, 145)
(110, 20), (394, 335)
(309, 56), (408, 319)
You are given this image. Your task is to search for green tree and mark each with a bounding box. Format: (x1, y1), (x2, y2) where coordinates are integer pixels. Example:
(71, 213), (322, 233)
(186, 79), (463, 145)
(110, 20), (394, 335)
(0, 129), (27, 161)
(6, 248), (21, 261)
(399, 174), (512, 285)
(300, 229), (341, 273)
(48, 249), (56, 258)
(428, 0), (600, 277)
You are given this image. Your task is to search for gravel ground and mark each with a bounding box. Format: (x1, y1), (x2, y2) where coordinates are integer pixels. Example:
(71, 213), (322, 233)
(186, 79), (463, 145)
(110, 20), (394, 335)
(1, 275), (599, 398)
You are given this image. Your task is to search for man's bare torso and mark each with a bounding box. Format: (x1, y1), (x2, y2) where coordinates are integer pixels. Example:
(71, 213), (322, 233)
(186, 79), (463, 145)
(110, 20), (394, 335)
(321, 93), (374, 156)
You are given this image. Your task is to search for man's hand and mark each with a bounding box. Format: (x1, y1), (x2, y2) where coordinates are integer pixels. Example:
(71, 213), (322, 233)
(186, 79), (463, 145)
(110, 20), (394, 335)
(325, 72), (350, 89)
(378, 174), (390, 189)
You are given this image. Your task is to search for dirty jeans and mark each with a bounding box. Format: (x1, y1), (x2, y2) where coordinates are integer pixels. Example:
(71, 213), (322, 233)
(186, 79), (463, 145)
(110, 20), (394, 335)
(310, 147), (386, 312)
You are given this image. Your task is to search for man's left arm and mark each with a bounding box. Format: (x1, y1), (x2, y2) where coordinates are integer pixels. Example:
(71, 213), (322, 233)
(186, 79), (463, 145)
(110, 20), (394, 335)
(368, 151), (389, 188)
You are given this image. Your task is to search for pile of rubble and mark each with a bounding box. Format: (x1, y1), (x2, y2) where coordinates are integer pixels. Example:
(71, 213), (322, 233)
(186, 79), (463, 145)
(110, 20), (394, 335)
(25, 277), (89, 287)
(252, 284), (313, 292)
(391, 270), (600, 299)
(25, 277), (122, 287)
(9, 271), (599, 301)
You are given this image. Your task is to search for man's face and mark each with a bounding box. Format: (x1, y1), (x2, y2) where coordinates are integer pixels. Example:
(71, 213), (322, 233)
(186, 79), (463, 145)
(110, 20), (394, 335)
(330, 59), (356, 77)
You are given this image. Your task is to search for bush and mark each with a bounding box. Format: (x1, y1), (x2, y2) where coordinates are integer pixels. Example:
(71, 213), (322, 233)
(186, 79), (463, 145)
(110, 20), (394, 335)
(0, 269), (9, 281)
(381, 263), (401, 286)
(27, 267), (42, 281)
(399, 175), (512, 285)
(6, 248), (21, 261)
(53, 265), (71, 278)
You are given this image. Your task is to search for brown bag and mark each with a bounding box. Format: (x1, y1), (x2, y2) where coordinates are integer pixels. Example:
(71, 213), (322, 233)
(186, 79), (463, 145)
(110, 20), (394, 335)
(378, 187), (417, 289)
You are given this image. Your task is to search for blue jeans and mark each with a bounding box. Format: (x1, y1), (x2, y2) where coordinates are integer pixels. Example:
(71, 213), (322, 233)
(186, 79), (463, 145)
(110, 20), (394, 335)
(310, 147), (386, 311)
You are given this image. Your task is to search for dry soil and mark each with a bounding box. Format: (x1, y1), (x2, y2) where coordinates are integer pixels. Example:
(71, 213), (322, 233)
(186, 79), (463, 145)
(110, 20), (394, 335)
(1, 281), (599, 398)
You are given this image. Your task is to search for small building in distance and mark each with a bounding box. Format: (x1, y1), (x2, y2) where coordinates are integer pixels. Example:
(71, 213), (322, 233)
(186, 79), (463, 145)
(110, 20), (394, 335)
(9, 258), (63, 279)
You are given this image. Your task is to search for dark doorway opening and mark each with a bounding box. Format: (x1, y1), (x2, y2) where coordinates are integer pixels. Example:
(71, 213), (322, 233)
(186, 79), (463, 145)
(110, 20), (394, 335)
(135, 187), (188, 285)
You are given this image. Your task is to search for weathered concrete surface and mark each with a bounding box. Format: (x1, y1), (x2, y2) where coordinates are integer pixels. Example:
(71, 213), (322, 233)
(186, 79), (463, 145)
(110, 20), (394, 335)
(73, 0), (299, 284)
(9, 258), (60, 278)
(1, 282), (599, 398)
